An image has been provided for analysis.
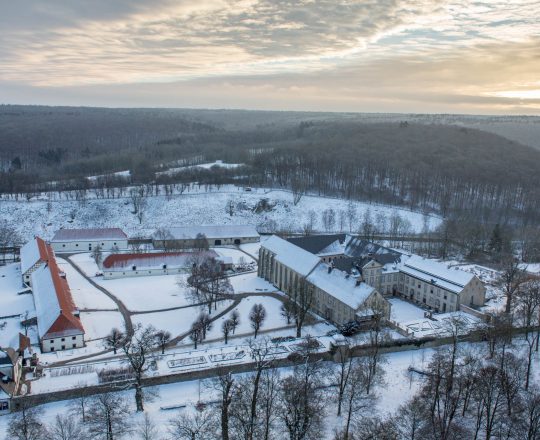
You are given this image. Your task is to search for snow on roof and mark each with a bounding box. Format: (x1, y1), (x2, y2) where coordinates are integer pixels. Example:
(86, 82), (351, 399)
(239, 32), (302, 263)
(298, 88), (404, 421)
(51, 228), (127, 242)
(20, 237), (50, 274)
(262, 235), (321, 276)
(307, 264), (376, 310)
(31, 257), (84, 339)
(400, 255), (474, 294)
(103, 250), (219, 271)
(160, 225), (259, 240)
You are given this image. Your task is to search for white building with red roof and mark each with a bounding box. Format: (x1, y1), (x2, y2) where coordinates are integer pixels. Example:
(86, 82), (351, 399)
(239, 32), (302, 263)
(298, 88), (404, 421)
(51, 228), (128, 253)
(20, 236), (51, 287)
(30, 255), (85, 352)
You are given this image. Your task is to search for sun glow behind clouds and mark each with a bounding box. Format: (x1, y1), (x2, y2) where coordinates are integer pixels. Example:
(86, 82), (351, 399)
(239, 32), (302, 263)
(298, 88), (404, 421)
(490, 90), (540, 100)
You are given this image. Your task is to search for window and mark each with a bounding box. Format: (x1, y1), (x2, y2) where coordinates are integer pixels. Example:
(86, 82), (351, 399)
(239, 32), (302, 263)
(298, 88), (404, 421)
(61, 338), (65, 342)
(61, 345), (65, 350)
(75, 243), (79, 247)
(62, 244), (66, 247)
(50, 340), (54, 343)
(51, 347), (55, 352)
(114, 242), (117, 245)
(0, 401), (8, 411)
(72, 336), (76, 340)
(72, 344), (77, 348)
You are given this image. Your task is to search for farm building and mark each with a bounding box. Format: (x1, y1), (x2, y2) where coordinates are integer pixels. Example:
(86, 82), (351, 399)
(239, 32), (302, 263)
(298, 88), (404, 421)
(31, 253), (85, 352)
(20, 236), (51, 286)
(50, 228), (128, 252)
(153, 225), (259, 249)
(101, 250), (221, 279)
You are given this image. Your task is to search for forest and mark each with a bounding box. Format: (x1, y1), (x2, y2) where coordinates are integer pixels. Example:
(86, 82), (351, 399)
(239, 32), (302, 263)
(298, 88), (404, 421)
(1, 105), (540, 261)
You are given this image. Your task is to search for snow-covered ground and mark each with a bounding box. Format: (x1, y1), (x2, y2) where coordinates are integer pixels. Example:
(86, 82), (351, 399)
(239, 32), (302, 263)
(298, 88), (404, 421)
(229, 272), (276, 293)
(0, 185), (441, 242)
(68, 253), (102, 277)
(132, 300), (233, 338)
(205, 295), (288, 340)
(79, 311), (124, 340)
(214, 247), (256, 265)
(56, 258), (117, 310)
(156, 160), (244, 176)
(4, 342), (519, 439)
(96, 274), (191, 312)
(388, 297), (427, 323)
(239, 241), (262, 260)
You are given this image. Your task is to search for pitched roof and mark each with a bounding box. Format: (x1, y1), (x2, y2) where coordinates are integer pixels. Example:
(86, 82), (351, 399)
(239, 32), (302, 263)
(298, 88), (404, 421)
(31, 254), (84, 339)
(20, 237), (50, 274)
(261, 235), (320, 276)
(103, 250), (219, 270)
(157, 225), (259, 240)
(399, 255), (474, 294)
(307, 264), (376, 309)
(287, 234), (346, 255)
(51, 228), (127, 242)
(344, 237), (402, 264)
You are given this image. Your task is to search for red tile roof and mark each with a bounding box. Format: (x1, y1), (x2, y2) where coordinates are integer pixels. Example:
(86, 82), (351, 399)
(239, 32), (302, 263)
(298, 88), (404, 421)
(36, 237), (50, 261)
(103, 251), (218, 269)
(45, 254), (84, 336)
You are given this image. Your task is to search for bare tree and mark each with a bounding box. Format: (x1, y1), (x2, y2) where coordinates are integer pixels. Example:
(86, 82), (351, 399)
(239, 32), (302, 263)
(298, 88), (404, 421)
(322, 208), (336, 232)
(291, 281), (314, 338)
(190, 322), (203, 349)
(332, 345), (353, 417)
(500, 256), (528, 315)
(207, 371), (235, 440)
(346, 201), (357, 233)
(280, 302), (294, 325)
(195, 313), (212, 340)
(193, 233), (209, 251)
(168, 406), (217, 440)
(49, 414), (84, 440)
(222, 319), (234, 344)
(154, 227), (174, 252)
(91, 245), (103, 267)
(249, 303), (266, 338)
(86, 392), (131, 440)
(7, 404), (48, 440)
(121, 324), (157, 412)
(154, 330), (172, 355)
(230, 310), (240, 334)
(103, 327), (125, 355)
(69, 382), (92, 423)
(226, 198), (235, 216)
(136, 413), (159, 440)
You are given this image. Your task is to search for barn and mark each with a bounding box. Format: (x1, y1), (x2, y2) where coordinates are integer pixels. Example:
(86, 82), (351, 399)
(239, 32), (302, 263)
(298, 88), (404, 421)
(50, 228), (128, 252)
(152, 225), (259, 249)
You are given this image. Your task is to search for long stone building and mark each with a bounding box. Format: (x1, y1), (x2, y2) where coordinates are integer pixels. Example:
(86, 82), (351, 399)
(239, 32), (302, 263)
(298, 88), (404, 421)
(288, 234), (486, 314)
(258, 236), (391, 325)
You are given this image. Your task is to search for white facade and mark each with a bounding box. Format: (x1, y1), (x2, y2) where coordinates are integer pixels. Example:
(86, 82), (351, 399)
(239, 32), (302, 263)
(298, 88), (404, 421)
(41, 334), (84, 353)
(51, 238), (128, 253)
(51, 228), (128, 253)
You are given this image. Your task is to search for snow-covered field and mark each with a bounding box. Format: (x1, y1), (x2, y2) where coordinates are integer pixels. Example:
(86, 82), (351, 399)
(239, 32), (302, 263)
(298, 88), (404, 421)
(56, 258), (117, 310)
(0, 185), (441, 242)
(206, 295), (288, 340)
(79, 311), (124, 340)
(229, 272), (276, 293)
(133, 300), (233, 339)
(96, 274), (190, 312)
(388, 297), (426, 323)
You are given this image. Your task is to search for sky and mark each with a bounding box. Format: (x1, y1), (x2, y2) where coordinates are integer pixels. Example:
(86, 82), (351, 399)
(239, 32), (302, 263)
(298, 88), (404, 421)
(1, 0), (539, 114)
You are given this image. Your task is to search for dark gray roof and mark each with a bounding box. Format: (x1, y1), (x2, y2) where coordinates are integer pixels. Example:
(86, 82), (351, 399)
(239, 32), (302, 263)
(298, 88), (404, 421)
(287, 234), (346, 255)
(344, 237), (402, 264)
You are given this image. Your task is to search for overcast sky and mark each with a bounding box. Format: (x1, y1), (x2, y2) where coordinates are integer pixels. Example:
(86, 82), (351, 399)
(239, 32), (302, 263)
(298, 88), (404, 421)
(1, 0), (539, 114)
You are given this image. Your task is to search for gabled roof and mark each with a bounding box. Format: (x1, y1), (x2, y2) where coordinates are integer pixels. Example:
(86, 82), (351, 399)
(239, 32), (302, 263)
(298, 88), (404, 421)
(51, 228), (127, 242)
(157, 225), (259, 240)
(20, 237), (50, 275)
(262, 235), (320, 276)
(103, 250), (218, 270)
(287, 234), (346, 255)
(307, 264), (376, 310)
(344, 237), (402, 264)
(399, 255), (474, 294)
(31, 256), (84, 339)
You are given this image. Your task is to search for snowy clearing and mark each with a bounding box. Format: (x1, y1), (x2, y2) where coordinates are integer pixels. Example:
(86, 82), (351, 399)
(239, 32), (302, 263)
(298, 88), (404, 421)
(96, 274), (190, 312)
(229, 272), (276, 293)
(79, 311), (125, 340)
(56, 258), (117, 310)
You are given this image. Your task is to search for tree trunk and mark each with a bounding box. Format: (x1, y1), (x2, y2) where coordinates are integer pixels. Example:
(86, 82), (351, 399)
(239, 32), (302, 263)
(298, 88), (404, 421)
(135, 384), (144, 412)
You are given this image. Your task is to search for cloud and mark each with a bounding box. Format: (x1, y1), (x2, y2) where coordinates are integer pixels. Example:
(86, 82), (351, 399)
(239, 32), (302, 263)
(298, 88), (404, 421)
(0, 1), (539, 113)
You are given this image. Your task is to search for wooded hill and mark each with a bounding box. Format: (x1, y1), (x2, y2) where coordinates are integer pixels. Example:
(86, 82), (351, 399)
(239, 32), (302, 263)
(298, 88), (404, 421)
(1, 105), (539, 227)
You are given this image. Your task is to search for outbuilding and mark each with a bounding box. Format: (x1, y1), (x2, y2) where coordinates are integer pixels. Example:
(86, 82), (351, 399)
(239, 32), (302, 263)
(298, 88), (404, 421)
(51, 228), (128, 253)
(153, 225), (259, 249)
